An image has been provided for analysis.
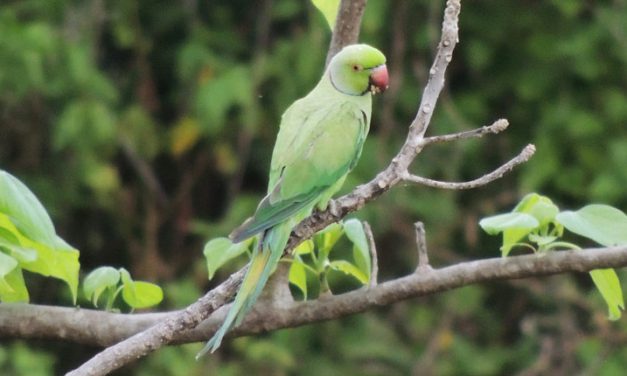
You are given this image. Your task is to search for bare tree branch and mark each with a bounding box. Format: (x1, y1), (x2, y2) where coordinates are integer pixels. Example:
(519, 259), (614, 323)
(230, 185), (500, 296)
(401, 144), (536, 190)
(4, 246), (627, 348)
(326, 0), (368, 65)
(421, 118), (510, 146)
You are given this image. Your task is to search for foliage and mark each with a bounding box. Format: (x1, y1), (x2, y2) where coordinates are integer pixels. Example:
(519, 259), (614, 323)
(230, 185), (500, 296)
(0, 170), (79, 303)
(0, 169), (163, 311)
(83, 266), (163, 311)
(312, 0), (340, 29)
(1, 0), (626, 374)
(203, 218), (372, 299)
(481, 193), (627, 319)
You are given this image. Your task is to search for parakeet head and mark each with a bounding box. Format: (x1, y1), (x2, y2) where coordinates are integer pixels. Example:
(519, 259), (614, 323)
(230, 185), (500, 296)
(328, 44), (388, 96)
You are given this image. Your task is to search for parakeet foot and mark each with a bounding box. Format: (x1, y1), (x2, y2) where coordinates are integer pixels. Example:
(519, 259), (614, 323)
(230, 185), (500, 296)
(328, 199), (341, 217)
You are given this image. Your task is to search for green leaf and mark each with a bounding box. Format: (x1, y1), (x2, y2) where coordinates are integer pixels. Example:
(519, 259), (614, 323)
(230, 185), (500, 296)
(0, 173), (80, 303)
(479, 212), (539, 256)
(0, 266), (29, 302)
(120, 268), (163, 309)
(1, 212), (80, 303)
(513, 193), (559, 226)
(0, 170), (56, 245)
(589, 269), (624, 320)
(311, 0), (340, 30)
(294, 239), (314, 255)
(314, 222), (343, 260)
(83, 266), (120, 307)
(5, 246), (38, 263)
(19, 237), (80, 304)
(479, 212), (539, 235)
(0, 251), (18, 277)
(343, 219), (371, 282)
(556, 205), (627, 246)
(289, 259), (307, 300)
(203, 237), (252, 280)
(329, 260), (368, 285)
(528, 234), (558, 246)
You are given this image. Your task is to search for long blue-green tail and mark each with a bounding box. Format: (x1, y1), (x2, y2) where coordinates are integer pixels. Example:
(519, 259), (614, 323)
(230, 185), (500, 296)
(196, 222), (291, 358)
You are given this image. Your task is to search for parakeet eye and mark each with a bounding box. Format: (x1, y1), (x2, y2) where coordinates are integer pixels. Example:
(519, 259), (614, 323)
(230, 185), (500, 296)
(352, 64), (362, 71)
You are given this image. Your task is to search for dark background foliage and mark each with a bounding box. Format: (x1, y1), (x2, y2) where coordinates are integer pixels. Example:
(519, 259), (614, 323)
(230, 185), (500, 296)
(1, 0), (626, 374)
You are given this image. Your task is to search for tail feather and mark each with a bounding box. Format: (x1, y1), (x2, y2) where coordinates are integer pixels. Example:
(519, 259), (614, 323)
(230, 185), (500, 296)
(196, 223), (291, 358)
(235, 226), (289, 327)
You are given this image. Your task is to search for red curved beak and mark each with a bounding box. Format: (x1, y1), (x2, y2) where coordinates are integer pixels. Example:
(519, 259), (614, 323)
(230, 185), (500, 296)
(369, 64), (389, 94)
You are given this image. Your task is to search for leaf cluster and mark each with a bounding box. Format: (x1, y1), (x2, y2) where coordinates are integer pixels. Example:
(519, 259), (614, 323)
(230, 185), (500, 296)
(480, 193), (627, 319)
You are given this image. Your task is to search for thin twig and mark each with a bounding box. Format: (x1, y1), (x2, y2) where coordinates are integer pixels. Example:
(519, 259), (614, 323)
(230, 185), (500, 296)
(414, 222), (430, 271)
(420, 118), (509, 146)
(401, 144), (536, 190)
(363, 221), (378, 287)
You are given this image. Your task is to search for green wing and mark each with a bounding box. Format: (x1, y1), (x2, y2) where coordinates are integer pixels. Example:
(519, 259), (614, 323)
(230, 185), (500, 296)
(230, 97), (369, 242)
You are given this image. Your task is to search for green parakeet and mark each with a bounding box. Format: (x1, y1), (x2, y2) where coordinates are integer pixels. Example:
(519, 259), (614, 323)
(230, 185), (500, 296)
(197, 44), (388, 357)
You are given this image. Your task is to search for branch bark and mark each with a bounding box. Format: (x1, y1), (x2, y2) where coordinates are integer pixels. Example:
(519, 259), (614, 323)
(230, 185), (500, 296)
(3, 246), (627, 347)
(326, 0), (368, 64)
(401, 144), (535, 190)
(64, 267), (247, 376)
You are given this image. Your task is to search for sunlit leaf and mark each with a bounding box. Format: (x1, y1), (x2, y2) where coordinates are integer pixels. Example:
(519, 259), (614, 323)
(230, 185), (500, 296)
(0, 170), (56, 245)
(289, 258), (307, 300)
(19, 237), (80, 304)
(120, 268), (163, 309)
(0, 211), (80, 303)
(203, 237), (253, 280)
(314, 222), (343, 260)
(0, 266), (29, 302)
(294, 239), (314, 255)
(513, 193), (559, 226)
(590, 269), (624, 320)
(343, 219), (371, 282)
(479, 212), (539, 256)
(479, 212), (539, 235)
(556, 205), (627, 246)
(329, 260), (368, 285)
(311, 0), (340, 29)
(0, 251), (18, 278)
(83, 266), (120, 307)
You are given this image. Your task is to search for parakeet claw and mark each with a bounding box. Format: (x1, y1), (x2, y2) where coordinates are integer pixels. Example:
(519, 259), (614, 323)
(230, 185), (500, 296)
(328, 199), (341, 217)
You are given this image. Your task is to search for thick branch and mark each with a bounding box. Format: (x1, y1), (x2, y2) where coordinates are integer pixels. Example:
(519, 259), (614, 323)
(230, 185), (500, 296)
(326, 0), (368, 65)
(3, 246), (627, 347)
(64, 267), (246, 376)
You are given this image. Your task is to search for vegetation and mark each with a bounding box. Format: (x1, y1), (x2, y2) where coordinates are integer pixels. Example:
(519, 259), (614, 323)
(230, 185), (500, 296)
(1, 0), (626, 374)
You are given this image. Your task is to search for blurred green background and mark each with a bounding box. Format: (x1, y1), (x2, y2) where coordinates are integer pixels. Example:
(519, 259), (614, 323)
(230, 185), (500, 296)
(1, 0), (627, 374)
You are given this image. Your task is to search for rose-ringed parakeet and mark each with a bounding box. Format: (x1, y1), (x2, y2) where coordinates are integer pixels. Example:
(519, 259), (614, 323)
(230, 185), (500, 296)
(197, 44), (388, 357)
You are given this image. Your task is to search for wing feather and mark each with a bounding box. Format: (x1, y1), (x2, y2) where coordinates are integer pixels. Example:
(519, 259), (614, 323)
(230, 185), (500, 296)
(230, 93), (370, 242)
